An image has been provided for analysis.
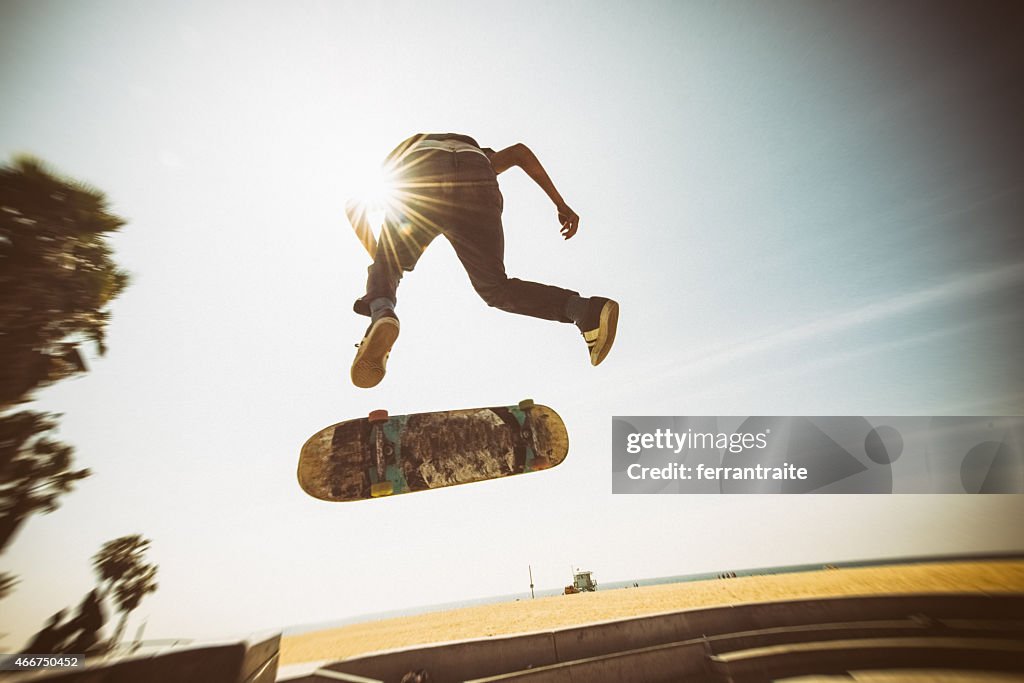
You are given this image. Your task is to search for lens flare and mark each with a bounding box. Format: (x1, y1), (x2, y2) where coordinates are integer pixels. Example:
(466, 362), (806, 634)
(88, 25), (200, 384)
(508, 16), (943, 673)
(352, 166), (397, 212)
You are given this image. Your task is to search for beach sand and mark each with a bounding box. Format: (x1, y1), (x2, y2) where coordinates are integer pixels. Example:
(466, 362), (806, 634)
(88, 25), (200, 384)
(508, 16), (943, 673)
(279, 560), (1024, 665)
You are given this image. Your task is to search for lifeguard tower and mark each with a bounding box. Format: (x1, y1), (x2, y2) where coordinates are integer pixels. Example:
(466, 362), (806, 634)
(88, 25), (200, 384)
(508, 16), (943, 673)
(564, 569), (597, 594)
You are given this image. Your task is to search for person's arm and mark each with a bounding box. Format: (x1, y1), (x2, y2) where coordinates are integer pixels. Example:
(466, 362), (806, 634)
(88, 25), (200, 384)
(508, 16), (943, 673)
(489, 143), (580, 239)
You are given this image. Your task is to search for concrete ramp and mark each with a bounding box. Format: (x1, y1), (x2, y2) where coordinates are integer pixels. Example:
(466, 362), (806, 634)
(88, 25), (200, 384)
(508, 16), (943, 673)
(7, 632), (279, 683)
(279, 594), (1024, 683)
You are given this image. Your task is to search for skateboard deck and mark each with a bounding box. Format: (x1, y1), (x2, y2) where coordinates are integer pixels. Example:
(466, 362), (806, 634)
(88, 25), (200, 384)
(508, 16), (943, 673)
(297, 400), (569, 502)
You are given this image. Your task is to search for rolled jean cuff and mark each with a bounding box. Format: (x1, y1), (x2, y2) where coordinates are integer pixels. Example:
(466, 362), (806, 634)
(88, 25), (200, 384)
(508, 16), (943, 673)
(353, 297), (372, 317)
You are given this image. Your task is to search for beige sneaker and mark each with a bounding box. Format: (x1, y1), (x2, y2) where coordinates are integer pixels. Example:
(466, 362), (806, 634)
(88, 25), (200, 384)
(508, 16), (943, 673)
(579, 297), (618, 366)
(351, 315), (400, 388)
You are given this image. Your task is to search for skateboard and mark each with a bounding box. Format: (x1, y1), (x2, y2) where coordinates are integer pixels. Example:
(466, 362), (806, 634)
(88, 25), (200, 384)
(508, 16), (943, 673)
(297, 400), (569, 502)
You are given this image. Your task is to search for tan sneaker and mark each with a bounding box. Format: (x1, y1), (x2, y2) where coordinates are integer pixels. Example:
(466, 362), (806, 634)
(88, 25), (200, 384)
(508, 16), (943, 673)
(351, 315), (400, 388)
(579, 297), (618, 366)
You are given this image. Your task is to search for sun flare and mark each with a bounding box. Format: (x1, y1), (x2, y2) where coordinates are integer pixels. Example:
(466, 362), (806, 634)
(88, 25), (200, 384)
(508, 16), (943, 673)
(351, 165), (398, 212)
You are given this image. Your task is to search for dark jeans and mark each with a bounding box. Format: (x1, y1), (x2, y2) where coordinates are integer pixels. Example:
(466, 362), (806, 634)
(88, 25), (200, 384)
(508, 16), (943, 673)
(355, 149), (578, 322)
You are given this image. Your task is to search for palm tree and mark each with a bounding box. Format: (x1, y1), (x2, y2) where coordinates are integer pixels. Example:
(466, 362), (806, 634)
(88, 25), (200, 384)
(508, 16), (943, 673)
(1, 155), (128, 558)
(0, 155), (130, 409)
(92, 535), (159, 645)
(0, 572), (16, 599)
(0, 412), (90, 554)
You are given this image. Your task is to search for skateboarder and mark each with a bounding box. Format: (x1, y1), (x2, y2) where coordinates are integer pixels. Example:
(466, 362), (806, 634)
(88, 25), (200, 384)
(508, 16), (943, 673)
(348, 133), (618, 388)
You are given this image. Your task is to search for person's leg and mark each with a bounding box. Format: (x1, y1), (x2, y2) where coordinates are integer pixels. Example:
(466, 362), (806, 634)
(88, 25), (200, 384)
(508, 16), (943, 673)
(354, 212), (439, 318)
(445, 183), (580, 322)
(351, 209), (439, 388)
(445, 181), (619, 364)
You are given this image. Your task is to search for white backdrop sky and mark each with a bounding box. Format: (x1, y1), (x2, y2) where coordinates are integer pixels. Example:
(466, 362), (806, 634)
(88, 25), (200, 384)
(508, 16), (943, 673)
(2, 0), (1023, 648)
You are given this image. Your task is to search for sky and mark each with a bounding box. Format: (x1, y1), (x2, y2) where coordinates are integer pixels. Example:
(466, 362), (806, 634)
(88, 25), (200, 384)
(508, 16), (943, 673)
(2, 0), (1023, 650)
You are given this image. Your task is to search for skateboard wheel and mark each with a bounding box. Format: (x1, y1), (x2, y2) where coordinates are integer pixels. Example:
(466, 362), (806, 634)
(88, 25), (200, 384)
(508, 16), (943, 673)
(518, 399), (535, 410)
(371, 481), (394, 497)
(368, 409), (389, 424)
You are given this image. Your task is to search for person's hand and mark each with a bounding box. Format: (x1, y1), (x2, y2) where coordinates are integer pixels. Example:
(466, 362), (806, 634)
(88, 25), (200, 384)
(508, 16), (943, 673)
(557, 203), (579, 239)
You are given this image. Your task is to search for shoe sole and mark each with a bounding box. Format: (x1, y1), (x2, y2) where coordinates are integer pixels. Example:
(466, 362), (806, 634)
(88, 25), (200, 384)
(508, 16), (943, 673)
(591, 300), (619, 366)
(351, 318), (400, 388)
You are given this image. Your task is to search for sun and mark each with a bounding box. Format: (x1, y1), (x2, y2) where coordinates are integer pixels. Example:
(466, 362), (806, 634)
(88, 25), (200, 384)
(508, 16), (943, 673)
(351, 165), (397, 213)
